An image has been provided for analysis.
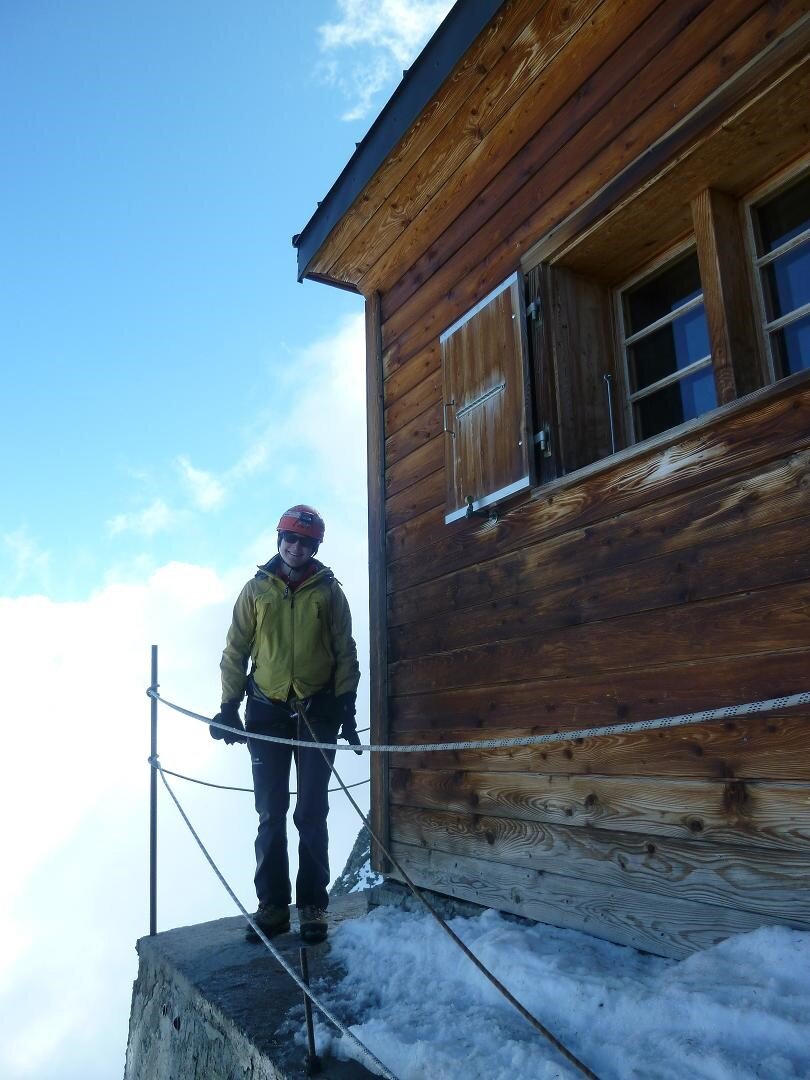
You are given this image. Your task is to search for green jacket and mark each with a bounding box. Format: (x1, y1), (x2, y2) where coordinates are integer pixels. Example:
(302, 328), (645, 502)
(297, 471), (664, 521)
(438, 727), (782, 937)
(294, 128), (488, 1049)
(220, 556), (360, 704)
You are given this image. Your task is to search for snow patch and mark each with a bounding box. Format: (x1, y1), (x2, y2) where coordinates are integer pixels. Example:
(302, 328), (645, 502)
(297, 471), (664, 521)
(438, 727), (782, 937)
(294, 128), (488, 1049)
(301, 907), (810, 1079)
(348, 859), (383, 893)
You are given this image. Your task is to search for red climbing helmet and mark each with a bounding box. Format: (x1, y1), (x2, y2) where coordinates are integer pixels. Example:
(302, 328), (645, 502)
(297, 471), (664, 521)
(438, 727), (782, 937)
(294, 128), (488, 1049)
(276, 504), (326, 542)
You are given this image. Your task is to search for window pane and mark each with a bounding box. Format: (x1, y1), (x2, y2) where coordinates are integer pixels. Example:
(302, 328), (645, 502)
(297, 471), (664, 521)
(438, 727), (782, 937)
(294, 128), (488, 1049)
(755, 173), (810, 254)
(625, 252), (702, 333)
(771, 312), (810, 377)
(628, 304), (710, 392)
(761, 240), (810, 320)
(634, 366), (718, 440)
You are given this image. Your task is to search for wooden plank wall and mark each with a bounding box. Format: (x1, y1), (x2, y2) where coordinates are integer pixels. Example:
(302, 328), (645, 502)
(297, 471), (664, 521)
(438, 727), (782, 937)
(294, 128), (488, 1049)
(368, 0), (810, 958)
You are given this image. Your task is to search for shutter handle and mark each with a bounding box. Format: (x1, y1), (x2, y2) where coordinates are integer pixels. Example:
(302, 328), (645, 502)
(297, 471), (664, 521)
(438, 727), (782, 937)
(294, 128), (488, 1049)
(443, 400), (455, 436)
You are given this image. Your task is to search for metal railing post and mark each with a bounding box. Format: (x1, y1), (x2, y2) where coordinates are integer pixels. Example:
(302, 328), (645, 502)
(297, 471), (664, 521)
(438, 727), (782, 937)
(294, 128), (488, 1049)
(150, 644), (158, 935)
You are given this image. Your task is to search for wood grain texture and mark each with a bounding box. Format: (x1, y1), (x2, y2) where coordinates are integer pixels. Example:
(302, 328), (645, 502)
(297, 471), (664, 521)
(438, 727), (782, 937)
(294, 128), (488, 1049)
(387, 841), (797, 958)
(384, 401), (442, 470)
(383, 338), (439, 392)
(365, 293), (390, 872)
(525, 17), (810, 274)
(385, 435), (443, 500)
(390, 578), (810, 694)
(387, 649), (810, 734)
(385, 466), (443, 532)
(388, 512), (810, 662)
(389, 711), (810, 781)
(380, 1), (807, 366)
(692, 187), (767, 402)
(390, 768), (810, 851)
(385, 364), (443, 436)
(554, 58), (810, 284)
(548, 267), (625, 471)
(377, 0), (687, 321)
(441, 275), (531, 515)
(344, 2), (810, 944)
(311, 0), (542, 279)
(332, 0), (607, 286)
(386, 378), (810, 599)
(391, 804), (810, 921)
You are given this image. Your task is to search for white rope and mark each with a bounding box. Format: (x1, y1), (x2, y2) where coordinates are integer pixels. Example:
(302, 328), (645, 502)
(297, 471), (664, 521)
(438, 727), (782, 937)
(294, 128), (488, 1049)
(153, 758), (399, 1080)
(148, 687), (810, 753)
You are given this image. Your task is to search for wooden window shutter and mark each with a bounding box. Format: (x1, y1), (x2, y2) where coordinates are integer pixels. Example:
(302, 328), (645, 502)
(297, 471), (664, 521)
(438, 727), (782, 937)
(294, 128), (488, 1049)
(441, 272), (532, 523)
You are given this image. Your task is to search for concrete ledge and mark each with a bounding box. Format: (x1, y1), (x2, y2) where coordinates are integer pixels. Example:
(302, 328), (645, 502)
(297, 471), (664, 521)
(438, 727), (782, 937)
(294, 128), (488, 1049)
(124, 895), (376, 1080)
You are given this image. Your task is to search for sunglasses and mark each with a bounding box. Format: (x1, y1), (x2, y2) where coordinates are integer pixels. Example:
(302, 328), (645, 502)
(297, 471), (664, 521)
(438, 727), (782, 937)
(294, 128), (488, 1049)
(280, 532), (316, 550)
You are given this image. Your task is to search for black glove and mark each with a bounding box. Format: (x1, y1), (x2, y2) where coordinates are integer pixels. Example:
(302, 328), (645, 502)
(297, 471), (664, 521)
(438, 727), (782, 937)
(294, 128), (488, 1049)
(210, 701), (247, 745)
(336, 693), (362, 756)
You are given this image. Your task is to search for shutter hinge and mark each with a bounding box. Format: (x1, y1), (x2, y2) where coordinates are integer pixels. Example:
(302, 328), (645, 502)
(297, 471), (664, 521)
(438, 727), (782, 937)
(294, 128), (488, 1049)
(534, 426), (553, 457)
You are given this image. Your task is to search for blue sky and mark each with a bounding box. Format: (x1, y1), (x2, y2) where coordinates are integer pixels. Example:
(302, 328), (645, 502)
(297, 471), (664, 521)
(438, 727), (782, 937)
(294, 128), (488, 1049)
(0, 3), (453, 1077)
(2, 0), (373, 599)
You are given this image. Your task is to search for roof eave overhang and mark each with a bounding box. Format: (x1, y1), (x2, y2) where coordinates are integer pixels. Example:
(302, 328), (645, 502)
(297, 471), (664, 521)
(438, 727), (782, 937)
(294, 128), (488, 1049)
(293, 0), (507, 291)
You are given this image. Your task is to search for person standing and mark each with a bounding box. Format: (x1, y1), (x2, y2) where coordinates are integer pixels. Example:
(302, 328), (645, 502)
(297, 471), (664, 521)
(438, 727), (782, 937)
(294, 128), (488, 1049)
(210, 504), (361, 944)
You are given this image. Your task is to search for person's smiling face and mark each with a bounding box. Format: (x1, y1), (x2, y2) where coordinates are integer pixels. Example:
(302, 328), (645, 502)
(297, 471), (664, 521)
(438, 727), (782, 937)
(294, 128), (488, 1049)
(279, 531), (316, 569)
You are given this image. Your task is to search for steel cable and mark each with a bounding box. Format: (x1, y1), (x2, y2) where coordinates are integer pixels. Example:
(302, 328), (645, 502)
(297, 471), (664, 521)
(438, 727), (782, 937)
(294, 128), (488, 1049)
(149, 759), (369, 796)
(293, 699), (602, 1080)
(148, 687), (810, 754)
(152, 757), (399, 1080)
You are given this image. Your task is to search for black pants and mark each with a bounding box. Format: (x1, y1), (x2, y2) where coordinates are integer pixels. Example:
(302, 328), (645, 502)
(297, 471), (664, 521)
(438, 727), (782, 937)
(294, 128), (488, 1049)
(245, 696), (338, 910)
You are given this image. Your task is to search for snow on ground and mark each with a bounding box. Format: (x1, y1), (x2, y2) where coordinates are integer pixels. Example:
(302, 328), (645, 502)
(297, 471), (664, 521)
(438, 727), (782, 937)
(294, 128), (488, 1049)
(301, 907), (810, 1080)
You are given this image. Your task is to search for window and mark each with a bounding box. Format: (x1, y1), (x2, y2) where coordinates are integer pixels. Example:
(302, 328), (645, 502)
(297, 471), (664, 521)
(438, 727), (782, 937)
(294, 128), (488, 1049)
(619, 251), (717, 441)
(750, 171), (810, 379)
(441, 273), (533, 523)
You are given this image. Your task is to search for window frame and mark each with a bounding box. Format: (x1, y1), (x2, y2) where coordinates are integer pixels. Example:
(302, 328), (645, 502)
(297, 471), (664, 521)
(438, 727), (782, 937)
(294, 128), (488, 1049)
(613, 239), (717, 446)
(743, 157), (810, 383)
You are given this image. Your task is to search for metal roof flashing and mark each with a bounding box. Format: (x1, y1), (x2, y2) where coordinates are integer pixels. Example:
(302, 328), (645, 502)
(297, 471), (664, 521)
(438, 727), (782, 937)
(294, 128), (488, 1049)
(293, 0), (506, 289)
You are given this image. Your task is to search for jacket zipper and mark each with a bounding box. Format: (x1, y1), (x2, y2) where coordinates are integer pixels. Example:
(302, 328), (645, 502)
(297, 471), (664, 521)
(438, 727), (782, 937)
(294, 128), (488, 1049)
(288, 588), (295, 699)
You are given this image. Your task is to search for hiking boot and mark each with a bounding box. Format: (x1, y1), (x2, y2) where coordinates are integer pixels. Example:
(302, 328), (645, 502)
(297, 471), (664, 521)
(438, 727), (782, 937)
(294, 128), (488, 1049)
(245, 903), (290, 942)
(298, 906), (328, 944)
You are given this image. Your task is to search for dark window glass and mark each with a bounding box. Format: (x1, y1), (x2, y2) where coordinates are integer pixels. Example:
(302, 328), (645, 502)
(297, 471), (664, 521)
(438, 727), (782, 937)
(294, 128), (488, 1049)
(754, 173), (810, 380)
(635, 366), (718, 440)
(625, 253), (702, 333)
(772, 312), (810, 376)
(628, 305), (710, 392)
(755, 173), (810, 254)
(761, 241), (810, 321)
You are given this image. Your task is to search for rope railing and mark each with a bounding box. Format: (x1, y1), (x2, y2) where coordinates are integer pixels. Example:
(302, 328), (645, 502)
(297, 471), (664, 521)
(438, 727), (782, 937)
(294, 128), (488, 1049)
(146, 651), (601, 1077)
(149, 758), (370, 796)
(146, 644), (808, 1080)
(152, 758), (399, 1080)
(293, 698), (601, 1080)
(148, 686), (810, 754)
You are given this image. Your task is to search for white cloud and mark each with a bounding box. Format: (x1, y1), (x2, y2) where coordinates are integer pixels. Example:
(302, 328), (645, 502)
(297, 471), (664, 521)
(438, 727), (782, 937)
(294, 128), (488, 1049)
(225, 311), (367, 503)
(107, 497), (175, 537)
(105, 314), (366, 543)
(2, 528), (51, 592)
(0, 329), (372, 1076)
(318, 0), (454, 121)
(176, 455), (226, 511)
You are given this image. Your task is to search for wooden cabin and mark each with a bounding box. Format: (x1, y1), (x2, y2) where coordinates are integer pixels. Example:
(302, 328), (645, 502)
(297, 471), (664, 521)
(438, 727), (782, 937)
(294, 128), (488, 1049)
(294, 0), (810, 959)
